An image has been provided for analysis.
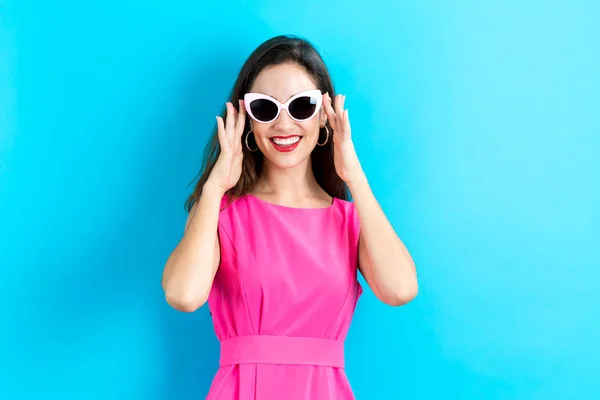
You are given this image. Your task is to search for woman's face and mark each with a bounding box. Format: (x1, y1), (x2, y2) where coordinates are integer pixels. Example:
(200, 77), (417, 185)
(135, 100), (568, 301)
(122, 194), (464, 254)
(246, 62), (327, 170)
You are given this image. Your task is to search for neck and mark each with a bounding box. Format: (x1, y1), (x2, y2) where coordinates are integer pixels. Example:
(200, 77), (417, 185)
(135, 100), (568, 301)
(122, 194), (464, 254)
(255, 158), (321, 198)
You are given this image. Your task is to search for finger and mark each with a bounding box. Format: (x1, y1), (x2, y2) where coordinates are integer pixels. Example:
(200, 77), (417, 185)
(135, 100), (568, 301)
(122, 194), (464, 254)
(333, 95), (343, 131)
(343, 109), (351, 137)
(340, 96), (347, 134)
(232, 103), (239, 132)
(234, 100), (247, 152)
(225, 102), (236, 139)
(324, 93), (337, 131)
(236, 100), (247, 138)
(334, 95), (343, 120)
(216, 116), (230, 152)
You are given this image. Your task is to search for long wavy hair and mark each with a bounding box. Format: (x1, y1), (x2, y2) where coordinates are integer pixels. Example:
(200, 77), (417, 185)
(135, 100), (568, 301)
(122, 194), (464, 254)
(184, 35), (348, 212)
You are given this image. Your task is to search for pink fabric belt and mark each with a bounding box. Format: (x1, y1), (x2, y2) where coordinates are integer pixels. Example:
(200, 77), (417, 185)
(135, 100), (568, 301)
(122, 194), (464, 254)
(219, 335), (345, 368)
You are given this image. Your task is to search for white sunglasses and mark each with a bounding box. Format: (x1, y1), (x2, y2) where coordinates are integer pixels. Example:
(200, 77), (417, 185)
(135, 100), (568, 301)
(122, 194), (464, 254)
(243, 89), (323, 123)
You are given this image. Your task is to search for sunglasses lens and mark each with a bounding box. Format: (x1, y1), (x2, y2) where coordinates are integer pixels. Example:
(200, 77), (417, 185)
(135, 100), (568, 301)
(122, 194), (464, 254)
(250, 99), (278, 122)
(289, 96), (318, 120)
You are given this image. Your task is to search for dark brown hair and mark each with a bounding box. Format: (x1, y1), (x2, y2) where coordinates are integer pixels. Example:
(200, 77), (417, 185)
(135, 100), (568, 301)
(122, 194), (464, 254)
(184, 35), (349, 212)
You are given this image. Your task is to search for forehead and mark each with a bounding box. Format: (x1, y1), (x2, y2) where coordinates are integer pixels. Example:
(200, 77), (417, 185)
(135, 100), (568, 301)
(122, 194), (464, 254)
(249, 62), (318, 102)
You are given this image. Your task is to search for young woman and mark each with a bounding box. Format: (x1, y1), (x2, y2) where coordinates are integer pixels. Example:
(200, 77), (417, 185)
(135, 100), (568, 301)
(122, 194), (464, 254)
(162, 35), (418, 400)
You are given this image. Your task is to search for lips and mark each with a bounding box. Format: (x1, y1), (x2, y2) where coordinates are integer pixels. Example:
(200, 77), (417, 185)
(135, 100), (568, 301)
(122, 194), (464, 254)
(269, 135), (302, 153)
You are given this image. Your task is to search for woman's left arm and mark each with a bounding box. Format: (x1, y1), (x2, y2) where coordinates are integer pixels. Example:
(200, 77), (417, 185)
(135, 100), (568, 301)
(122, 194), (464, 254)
(324, 92), (418, 306)
(349, 174), (418, 306)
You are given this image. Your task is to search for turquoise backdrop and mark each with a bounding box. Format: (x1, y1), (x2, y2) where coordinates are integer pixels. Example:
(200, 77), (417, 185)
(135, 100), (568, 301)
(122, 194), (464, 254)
(1, 1), (598, 399)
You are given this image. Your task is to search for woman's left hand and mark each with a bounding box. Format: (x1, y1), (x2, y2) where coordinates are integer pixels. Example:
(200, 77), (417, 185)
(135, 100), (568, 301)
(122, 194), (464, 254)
(323, 93), (364, 186)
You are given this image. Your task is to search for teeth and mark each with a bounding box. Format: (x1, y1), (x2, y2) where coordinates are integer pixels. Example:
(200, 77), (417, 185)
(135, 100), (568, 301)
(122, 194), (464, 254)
(272, 136), (300, 146)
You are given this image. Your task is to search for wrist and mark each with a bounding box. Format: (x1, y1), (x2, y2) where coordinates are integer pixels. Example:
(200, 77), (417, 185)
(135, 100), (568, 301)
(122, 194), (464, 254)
(346, 170), (368, 192)
(203, 179), (227, 198)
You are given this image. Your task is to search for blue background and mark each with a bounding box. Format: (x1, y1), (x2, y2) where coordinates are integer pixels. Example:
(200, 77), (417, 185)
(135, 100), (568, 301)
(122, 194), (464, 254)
(1, 1), (599, 399)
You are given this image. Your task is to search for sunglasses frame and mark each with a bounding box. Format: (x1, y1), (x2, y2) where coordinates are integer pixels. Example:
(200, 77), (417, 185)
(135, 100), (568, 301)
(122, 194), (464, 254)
(243, 89), (323, 123)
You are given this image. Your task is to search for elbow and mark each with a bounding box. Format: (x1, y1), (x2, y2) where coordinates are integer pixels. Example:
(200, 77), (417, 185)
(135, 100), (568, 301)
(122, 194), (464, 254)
(384, 282), (418, 307)
(162, 260), (210, 312)
(163, 286), (208, 313)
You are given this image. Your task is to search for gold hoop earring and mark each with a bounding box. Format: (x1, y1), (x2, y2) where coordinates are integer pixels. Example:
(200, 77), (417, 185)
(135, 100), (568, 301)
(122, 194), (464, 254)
(317, 125), (329, 146)
(245, 130), (258, 152)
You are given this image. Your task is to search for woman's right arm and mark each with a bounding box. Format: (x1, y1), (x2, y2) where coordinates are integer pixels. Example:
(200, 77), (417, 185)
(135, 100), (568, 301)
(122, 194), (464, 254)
(162, 100), (246, 312)
(161, 182), (224, 312)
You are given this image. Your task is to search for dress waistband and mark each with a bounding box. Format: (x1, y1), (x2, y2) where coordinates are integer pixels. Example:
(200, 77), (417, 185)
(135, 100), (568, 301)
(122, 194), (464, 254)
(219, 335), (345, 368)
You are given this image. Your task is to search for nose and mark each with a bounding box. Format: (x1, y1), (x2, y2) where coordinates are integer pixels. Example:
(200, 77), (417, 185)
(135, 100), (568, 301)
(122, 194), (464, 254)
(273, 108), (295, 131)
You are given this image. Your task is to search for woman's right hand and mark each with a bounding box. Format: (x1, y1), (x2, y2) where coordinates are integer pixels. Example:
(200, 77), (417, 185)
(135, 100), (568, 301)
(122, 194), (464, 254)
(207, 101), (247, 193)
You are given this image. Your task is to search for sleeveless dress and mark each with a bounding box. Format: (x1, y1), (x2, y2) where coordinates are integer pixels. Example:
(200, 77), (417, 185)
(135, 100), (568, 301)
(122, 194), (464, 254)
(205, 193), (363, 400)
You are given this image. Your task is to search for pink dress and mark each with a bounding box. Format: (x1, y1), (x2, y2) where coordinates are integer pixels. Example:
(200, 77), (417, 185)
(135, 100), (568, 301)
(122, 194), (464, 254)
(204, 193), (363, 400)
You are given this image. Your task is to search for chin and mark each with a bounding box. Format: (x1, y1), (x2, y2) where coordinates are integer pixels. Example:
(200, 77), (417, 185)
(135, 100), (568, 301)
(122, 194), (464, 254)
(277, 158), (307, 169)
(264, 153), (309, 169)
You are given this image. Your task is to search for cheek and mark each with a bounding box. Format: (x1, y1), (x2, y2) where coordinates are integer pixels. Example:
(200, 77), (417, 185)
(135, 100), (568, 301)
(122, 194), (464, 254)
(299, 120), (320, 137)
(251, 124), (271, 141)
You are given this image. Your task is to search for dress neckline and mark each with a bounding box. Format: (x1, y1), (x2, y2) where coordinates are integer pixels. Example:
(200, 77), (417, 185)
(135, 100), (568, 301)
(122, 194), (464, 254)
(246, 193), (337, 210)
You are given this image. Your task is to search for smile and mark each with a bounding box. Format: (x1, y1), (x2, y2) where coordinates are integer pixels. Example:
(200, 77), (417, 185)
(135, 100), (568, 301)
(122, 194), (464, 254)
(271, 136), (300, 145)
(269, 136), (302, 152)
(269, 136), (302, 153)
